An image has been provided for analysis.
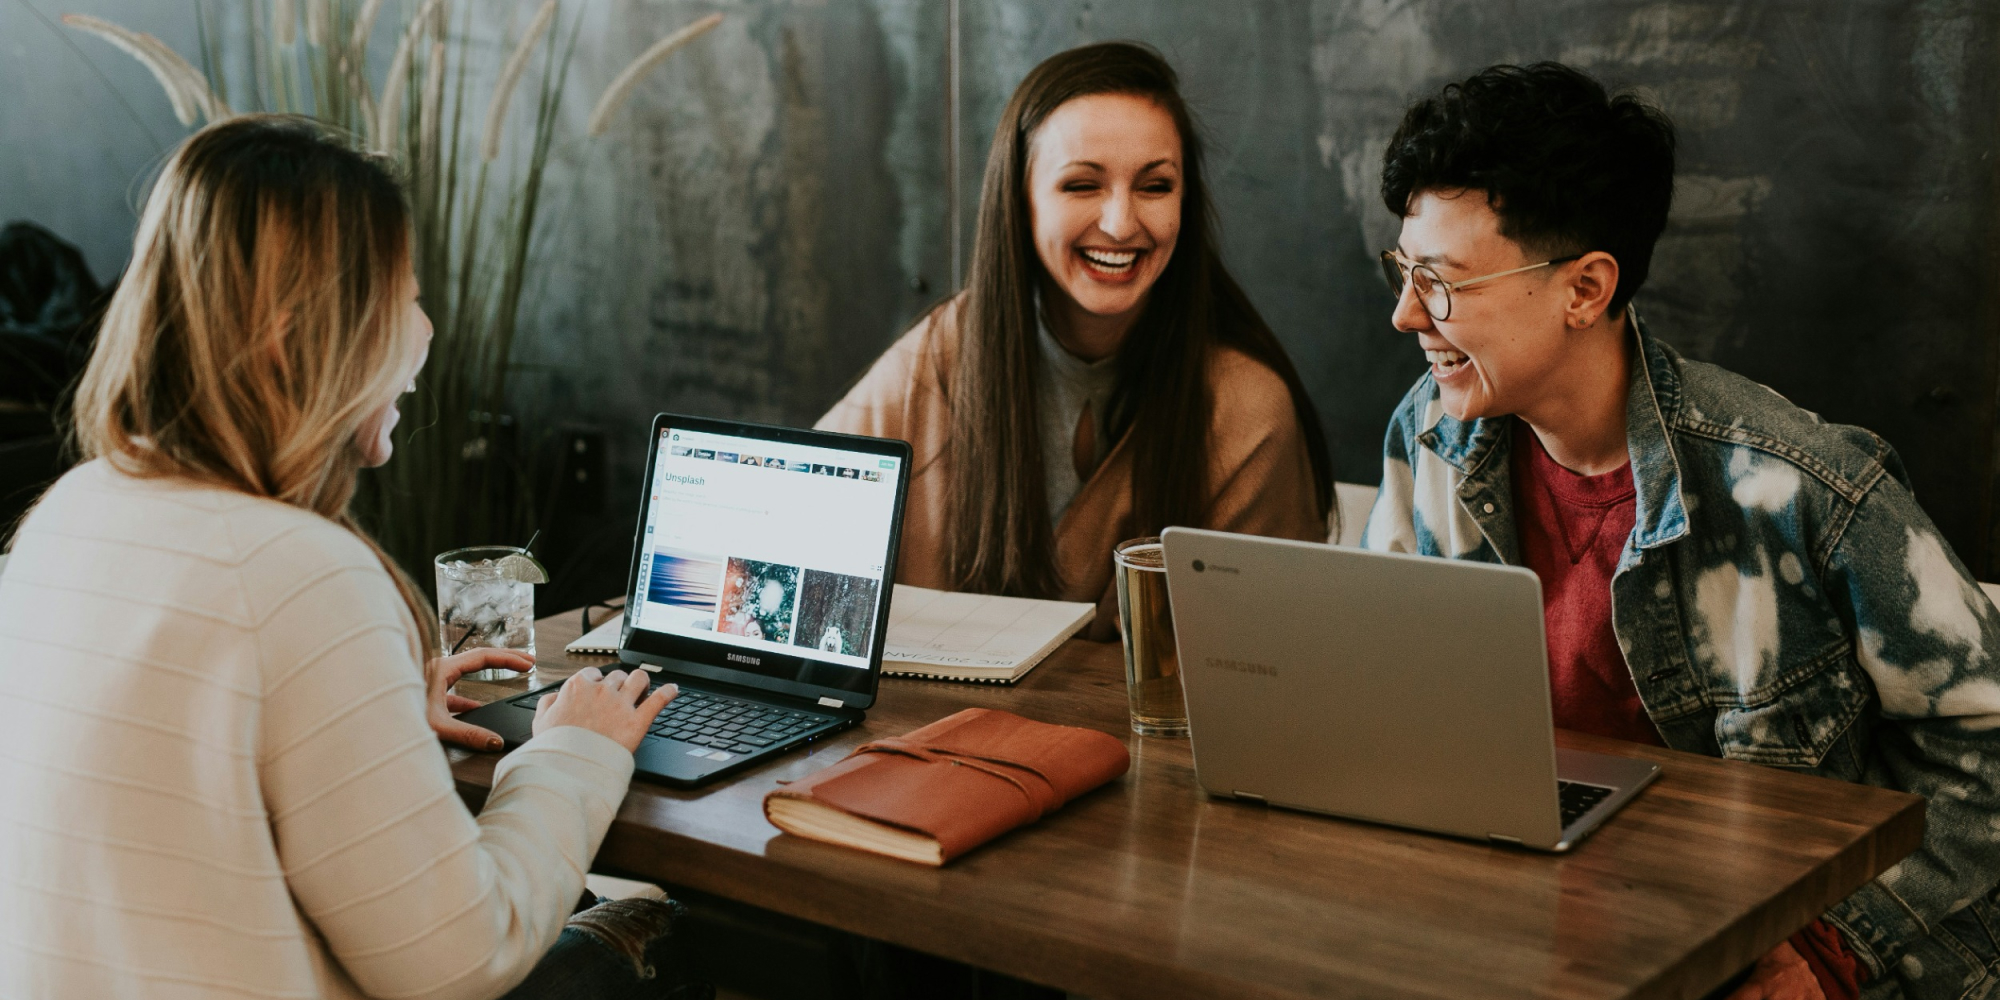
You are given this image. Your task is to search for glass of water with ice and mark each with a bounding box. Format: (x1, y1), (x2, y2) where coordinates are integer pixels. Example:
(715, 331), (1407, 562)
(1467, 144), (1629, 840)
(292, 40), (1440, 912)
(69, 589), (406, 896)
(435, 546), (543, 681)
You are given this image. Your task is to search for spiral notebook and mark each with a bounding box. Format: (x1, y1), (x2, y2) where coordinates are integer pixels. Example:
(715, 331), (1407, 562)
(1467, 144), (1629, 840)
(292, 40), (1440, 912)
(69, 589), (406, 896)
(879, 585), (1095, 684)
(567, 585), (1095, 684)
(565, 616), (627, 655)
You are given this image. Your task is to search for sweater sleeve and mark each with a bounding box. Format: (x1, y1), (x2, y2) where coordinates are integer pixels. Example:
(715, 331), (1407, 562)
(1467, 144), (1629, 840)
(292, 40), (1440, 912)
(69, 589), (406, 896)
(251, 527), (633, 999)
(816, 325), (933, 439)
(1203, 350), (1325, 544)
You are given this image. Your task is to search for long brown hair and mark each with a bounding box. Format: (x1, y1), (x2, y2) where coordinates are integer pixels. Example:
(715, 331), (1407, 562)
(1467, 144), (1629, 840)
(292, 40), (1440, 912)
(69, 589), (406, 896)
(70, 114), (437, 655)
(944, 41), (1333, 597)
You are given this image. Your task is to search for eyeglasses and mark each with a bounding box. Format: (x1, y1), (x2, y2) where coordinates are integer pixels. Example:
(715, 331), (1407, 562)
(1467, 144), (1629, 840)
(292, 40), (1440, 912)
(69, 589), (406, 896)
(1379, 250), (1582, 321)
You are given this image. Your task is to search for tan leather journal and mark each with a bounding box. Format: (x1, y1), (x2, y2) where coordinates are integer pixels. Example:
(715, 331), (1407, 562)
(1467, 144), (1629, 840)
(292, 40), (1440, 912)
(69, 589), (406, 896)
(763, 708), (1130, 864)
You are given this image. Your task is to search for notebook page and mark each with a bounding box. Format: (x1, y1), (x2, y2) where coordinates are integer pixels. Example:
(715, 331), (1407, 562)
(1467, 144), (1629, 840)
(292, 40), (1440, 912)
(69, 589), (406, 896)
(884, 585), (1095, 670)
(564, 616), (623, 654)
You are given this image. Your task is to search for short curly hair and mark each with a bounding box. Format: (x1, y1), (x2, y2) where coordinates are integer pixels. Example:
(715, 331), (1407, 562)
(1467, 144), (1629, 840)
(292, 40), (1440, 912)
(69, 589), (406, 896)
(1381, 62), (1676, 312)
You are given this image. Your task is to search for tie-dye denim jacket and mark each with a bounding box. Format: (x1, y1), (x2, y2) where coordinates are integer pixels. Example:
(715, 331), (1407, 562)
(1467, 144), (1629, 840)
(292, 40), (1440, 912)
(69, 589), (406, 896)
(1361, 319), (2000, 996)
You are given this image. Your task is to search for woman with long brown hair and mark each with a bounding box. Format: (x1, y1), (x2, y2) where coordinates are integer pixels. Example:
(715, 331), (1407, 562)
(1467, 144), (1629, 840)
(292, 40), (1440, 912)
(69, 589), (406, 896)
(0, 117), (694, 998)
(820, 42), (1331, 631)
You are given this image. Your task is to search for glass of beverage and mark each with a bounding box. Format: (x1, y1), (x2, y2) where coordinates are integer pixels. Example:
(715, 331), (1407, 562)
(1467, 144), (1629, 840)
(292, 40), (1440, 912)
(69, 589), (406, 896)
(435, 546), (539, 681)
(1114, 536), (1186, 737)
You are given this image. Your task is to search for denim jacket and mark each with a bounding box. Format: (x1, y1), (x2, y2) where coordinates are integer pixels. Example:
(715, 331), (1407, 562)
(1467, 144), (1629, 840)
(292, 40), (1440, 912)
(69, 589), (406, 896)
(1362, 319), (2000, 997)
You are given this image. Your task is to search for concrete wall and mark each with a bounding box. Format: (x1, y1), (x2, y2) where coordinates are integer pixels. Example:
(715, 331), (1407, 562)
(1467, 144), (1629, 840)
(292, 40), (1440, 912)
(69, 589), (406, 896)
(518, 1), (948, 593)
(6, 0), (1999, 593)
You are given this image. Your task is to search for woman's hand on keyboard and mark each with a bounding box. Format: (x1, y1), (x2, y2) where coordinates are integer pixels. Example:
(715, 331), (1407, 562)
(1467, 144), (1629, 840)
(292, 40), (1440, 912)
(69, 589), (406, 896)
(534, 667), (679, 752)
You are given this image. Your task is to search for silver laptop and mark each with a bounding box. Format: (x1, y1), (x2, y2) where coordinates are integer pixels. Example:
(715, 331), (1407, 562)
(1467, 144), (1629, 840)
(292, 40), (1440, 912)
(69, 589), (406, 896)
(1161, 527), (1659, 852)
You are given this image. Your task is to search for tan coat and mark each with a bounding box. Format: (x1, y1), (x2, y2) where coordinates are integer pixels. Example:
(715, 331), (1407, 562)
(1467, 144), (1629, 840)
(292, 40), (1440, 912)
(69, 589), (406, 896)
(817, 301), (1326, 640)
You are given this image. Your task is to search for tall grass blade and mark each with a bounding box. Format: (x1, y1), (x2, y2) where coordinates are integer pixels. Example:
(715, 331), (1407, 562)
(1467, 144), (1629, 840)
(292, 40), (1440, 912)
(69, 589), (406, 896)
(60, 15), (201, 125)
(274, 0), (296, 46)
(349, 0), (385, 56)
(586, 12), (721, 136)
(306, 0), (330, 48)
(372, 0), (437, 150)
(479, 0), (556, 162)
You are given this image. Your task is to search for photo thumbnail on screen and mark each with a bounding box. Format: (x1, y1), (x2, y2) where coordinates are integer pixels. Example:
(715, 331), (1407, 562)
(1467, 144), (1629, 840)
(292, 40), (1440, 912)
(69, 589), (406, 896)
(646, 549), (724, 631)
(720, 558), (800, 644)
(793, 570), (881, 658)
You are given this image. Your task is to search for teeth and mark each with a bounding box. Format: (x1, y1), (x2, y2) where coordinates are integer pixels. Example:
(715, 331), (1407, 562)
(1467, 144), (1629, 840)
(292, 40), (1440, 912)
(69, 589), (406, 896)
(1080, 248), (1138, 270)
(1425, 349), (1468, 369)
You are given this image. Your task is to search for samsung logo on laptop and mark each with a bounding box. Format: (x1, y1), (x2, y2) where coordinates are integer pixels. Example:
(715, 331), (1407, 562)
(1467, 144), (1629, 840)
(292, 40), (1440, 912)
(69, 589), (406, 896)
(1208, 657), (1278, 677)
(726, 652), (761, 666)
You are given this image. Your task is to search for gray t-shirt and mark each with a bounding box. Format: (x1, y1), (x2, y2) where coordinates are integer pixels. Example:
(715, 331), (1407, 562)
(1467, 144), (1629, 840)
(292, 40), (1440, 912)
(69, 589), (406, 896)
(1036, 320), (1120, 520)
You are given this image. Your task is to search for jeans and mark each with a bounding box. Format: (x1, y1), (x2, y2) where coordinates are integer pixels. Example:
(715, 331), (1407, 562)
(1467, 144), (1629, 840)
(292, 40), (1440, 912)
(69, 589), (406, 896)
(503, 896), (711, 1000)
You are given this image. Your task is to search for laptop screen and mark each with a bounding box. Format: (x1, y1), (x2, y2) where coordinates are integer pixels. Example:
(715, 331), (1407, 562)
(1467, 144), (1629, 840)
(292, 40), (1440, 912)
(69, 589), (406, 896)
(620, 419), (907, 704)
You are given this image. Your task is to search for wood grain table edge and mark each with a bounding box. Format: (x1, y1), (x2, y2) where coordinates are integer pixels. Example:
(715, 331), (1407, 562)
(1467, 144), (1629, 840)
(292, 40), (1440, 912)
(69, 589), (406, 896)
(459, 763), (1925, 1000)
(1540, 732), (1929, 997)
(450, 607), (1933, 999)
(452, 766), (1291, 998)
(451, 739), (1928, 999)
(603, 819), (1289, 999)
(1632, 791), (1926, 997)
(620, 767), (1924, 999)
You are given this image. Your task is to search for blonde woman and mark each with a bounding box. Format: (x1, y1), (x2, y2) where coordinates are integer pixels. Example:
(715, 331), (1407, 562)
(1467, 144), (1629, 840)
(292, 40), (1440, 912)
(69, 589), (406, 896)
(0, 117), (698, 998)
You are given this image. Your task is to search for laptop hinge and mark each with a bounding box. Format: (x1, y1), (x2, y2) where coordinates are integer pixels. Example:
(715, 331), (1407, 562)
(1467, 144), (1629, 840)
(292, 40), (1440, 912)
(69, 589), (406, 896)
(817, 696), (845, 708)
(1233, 791), (1266, 804)
(1487, 833), (1524, 846)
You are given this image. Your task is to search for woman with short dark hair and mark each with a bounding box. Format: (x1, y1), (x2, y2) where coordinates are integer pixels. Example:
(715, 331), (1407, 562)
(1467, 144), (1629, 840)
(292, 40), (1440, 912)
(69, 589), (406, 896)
(820, 42), (1332, 629)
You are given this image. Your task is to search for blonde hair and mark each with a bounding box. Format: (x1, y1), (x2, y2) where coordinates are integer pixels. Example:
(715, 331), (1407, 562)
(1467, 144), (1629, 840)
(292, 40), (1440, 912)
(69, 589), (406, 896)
(72, 114), (437, 656)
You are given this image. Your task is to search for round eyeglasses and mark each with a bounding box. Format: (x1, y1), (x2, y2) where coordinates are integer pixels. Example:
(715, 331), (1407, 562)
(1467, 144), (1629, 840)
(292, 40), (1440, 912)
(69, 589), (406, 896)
(1379, 250), (1583, 321)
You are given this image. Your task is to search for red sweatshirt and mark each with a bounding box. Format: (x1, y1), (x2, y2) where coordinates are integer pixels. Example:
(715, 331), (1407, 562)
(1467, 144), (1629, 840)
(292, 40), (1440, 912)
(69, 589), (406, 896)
(1509, 420), (1659, 747)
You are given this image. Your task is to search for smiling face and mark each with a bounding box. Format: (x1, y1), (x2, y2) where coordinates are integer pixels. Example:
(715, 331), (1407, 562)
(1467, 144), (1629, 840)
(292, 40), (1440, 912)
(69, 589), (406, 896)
(355, 267), (434, 468)
(1392, 189), (1579, 422)
(1026, 92), (1183, 329)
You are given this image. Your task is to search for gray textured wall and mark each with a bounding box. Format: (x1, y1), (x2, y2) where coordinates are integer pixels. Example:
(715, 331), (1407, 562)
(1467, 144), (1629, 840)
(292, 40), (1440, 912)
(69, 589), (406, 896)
(5, 0), (1999, 589)
(524, 0), (944, 434)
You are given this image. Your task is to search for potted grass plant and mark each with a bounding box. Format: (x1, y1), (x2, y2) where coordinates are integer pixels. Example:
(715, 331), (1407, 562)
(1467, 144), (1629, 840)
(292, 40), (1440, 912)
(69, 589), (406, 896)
(61, 0), (720, 593)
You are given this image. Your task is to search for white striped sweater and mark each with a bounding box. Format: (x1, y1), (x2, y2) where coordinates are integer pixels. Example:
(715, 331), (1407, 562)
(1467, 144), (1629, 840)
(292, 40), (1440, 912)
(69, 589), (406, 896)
(0, 460), (633, 998)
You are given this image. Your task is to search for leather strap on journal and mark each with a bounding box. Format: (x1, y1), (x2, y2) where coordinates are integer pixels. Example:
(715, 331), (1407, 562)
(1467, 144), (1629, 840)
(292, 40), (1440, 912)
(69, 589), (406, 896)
(849, 736), (1067, 819)
(765, 708), (1130, 862)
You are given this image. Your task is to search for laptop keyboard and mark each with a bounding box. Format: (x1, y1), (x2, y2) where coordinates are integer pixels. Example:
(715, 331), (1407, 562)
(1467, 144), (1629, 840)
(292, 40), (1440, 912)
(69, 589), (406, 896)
(642, 688), (834, 755)
(1558, 780), (1615, 827)
(510, 684), (835, 756)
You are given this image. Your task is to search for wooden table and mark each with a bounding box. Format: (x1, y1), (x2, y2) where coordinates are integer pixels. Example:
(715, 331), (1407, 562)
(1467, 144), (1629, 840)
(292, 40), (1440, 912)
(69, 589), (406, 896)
(451, 608), (1925, 998)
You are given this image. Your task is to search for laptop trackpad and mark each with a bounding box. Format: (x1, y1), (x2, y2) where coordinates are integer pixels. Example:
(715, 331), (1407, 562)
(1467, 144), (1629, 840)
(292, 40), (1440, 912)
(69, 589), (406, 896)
(633, 739), (732, 781)
(478, 701), (538, 746)
(1555, 747), (1660, 790)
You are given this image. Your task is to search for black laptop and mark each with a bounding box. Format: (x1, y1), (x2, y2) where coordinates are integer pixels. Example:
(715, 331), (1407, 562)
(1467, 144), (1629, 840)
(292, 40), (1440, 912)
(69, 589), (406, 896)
(457, 413), (911, 787)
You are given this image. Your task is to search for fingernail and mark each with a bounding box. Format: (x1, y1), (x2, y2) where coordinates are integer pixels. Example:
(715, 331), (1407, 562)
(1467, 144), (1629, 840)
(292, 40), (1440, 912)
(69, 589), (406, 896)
(488, 737), (503, 750)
